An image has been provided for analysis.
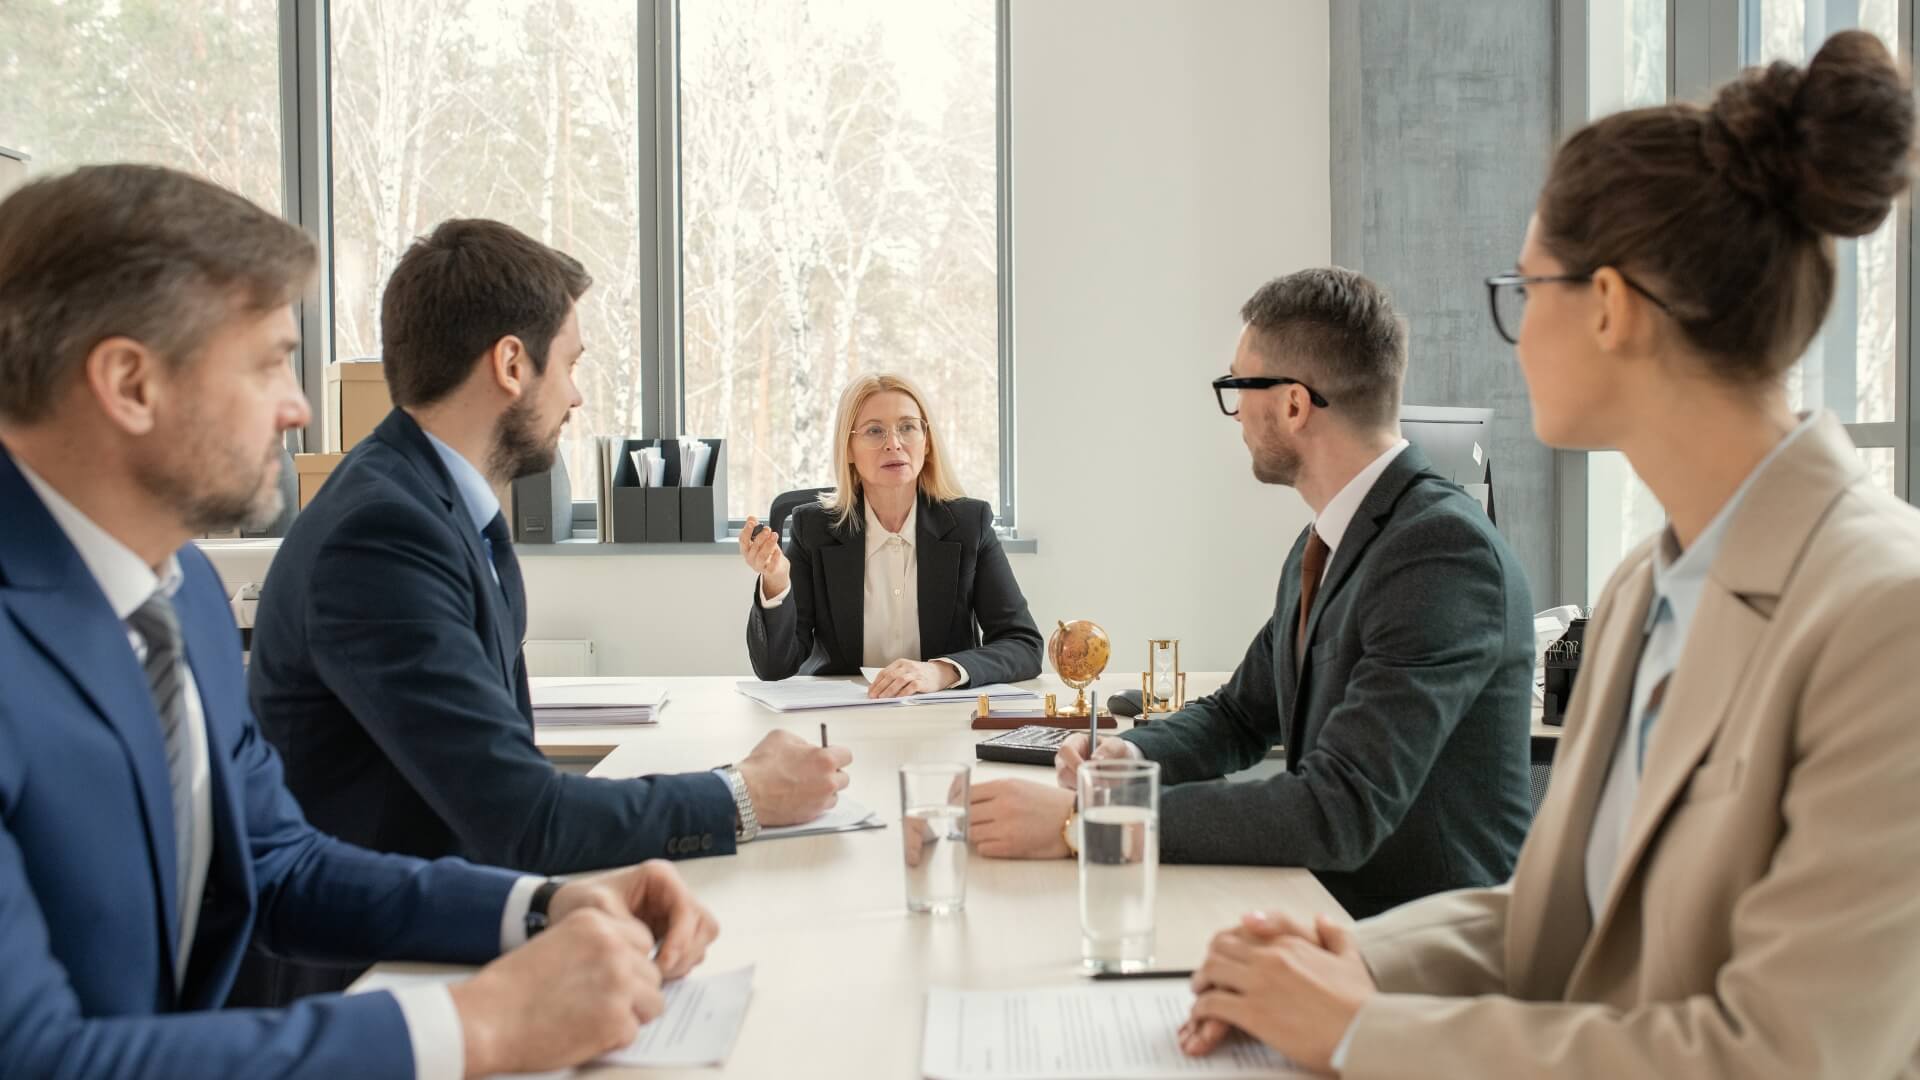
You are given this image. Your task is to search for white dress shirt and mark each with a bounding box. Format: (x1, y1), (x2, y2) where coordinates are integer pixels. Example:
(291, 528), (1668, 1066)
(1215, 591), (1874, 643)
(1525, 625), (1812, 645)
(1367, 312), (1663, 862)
(760, 500), (968, 685)
(1313, 439), (1410, 577)
(16, 457), (544, 1080)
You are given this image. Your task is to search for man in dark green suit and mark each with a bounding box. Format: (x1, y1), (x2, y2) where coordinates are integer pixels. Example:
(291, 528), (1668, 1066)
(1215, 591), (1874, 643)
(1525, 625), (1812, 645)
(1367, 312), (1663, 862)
(970, 268), (1534, 918)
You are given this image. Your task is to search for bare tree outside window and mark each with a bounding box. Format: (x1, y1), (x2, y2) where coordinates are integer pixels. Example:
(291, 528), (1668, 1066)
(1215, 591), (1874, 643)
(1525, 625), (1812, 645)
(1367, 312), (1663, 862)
(329, 0), (643, 488)
(0, 0), (283, 210)
(679, 0), (1000, 520)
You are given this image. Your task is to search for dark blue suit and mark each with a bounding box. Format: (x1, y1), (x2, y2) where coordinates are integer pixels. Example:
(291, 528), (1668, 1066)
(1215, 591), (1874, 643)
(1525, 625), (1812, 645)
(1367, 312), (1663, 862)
(249, 409), (734, 876)
(0, 447), (520, 1078)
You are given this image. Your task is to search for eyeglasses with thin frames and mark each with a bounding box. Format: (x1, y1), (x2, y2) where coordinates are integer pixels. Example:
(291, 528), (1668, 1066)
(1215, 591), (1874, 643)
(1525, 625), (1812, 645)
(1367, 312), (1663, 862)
(851, 419), (928, 448)
(1211, 375), (1330, 417)
(1484, 270), (1678, 345)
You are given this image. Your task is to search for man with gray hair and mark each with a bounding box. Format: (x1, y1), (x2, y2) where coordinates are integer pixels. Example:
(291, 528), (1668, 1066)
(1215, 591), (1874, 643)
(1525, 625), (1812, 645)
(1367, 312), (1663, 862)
(970, 268), (1534, 918)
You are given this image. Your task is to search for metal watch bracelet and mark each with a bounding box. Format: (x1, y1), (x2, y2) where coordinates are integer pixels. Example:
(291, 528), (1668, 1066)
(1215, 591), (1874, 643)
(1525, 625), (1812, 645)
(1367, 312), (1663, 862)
(720, 763), (760, 842)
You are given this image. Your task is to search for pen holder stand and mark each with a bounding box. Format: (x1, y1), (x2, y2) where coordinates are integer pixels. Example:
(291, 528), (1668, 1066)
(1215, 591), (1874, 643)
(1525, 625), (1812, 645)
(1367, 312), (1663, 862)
(1541, 617), (1587, 726)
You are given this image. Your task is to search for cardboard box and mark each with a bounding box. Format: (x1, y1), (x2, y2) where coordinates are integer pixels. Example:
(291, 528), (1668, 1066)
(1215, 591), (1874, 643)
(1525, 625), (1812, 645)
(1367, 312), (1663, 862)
(324, 360), (392, 452)
(294, 453), (346, 508)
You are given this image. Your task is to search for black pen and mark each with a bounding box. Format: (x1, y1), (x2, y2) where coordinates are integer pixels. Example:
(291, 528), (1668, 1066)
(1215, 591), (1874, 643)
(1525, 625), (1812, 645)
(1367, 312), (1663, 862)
(820, 722), (829, 748)
(1089, 969), (1193, 981)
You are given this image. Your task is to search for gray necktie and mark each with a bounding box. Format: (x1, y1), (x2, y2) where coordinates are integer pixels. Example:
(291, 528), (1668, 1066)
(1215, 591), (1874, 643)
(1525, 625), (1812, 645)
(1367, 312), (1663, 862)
(125, 590), (194, 937)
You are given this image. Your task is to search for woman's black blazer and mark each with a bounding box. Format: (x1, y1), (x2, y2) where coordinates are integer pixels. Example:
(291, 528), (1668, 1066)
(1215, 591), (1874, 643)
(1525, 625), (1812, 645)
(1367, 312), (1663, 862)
(745, 494), (1043, 685)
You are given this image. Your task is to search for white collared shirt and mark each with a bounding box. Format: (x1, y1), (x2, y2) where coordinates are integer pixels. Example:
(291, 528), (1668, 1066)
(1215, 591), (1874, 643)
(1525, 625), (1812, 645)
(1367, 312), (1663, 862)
(760, 501), (968, 685)
(1312, 439), (1410, 575)
(862, 501), (920, 669)
(15, 458), (543, 1080)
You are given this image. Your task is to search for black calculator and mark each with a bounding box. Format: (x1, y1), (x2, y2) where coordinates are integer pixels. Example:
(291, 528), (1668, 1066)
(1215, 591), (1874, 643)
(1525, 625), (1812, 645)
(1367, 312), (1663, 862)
(975, 725), (1078, 766)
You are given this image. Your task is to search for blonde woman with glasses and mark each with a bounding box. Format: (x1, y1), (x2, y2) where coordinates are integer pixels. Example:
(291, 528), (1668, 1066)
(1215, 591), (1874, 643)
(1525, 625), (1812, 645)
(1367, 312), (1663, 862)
(740, 373), (1042, 698)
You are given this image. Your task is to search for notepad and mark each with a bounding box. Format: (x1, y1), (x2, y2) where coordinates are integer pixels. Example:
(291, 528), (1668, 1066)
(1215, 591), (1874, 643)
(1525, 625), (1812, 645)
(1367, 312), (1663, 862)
(530, 679), (669, 726)
(355, 965), (754, 1069)
(922, 983), (1302, 1079)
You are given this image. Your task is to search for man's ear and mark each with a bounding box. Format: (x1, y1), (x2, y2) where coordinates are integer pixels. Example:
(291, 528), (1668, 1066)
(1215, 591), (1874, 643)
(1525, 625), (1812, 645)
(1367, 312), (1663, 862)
(84, 336), (165, 436)
(488, 335), (532, 399)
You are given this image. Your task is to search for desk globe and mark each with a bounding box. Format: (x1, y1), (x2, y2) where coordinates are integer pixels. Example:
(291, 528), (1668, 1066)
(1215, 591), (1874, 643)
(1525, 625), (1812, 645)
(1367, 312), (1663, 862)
(1047, 619), (1110, 718)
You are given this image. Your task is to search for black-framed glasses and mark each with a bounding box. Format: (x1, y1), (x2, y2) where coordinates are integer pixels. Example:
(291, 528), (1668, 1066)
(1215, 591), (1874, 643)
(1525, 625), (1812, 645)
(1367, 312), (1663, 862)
(1212, 374), (1329, 417)
(1484, 271), (1678, 345)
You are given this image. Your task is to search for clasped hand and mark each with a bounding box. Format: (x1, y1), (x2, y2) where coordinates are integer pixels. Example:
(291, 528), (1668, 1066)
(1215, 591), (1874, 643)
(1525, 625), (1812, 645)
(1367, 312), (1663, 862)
(1179, 911), (1377, 1074)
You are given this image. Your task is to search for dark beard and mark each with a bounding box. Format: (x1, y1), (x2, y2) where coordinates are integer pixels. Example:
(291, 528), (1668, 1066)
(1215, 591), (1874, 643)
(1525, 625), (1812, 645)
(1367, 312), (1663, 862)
(488, 394), (560, 483)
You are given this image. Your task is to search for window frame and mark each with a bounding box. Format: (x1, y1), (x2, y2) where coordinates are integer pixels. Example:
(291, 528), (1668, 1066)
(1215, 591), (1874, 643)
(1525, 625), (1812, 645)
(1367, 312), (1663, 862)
(277, 0), (1017, 536)
(1554, 0), (1916, 606)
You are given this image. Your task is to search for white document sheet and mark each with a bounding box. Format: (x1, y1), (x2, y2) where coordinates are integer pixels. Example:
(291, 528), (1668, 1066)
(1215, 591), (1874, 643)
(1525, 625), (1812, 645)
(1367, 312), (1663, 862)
(735, 679), (912, 712)
(355, 965), (754, 1071)
(755, 796), (884, 840)
(857, 669), (1042, 706)
(922, 984), (1302, 1080)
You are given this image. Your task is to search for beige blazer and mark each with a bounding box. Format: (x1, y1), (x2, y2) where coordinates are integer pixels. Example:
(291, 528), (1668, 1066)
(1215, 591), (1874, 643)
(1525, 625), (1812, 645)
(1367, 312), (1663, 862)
(1342, 413), (1920, 1079)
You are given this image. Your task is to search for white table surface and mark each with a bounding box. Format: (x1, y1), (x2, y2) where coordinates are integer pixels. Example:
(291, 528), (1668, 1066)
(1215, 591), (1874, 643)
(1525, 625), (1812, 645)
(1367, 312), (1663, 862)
(363, 673), (1339, 1078)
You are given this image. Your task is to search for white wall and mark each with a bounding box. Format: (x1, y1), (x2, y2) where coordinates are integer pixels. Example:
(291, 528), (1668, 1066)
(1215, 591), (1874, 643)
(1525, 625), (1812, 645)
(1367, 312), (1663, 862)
(207, 0), (1331, 675)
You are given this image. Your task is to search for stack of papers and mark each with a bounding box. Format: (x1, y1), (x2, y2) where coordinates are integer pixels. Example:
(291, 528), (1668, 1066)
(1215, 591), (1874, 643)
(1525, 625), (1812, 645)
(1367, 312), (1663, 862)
(734, 678), (1039, 713)
(922, 983), (1301, 1079)
(531, 680), (669, 726)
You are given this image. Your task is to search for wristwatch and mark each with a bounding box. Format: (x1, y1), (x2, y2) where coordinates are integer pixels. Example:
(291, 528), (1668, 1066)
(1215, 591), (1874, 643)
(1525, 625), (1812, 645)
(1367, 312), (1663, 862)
(1061, 808), (1080, 858)
(523, 878), (565, 938)
(719, 763), (761, 842)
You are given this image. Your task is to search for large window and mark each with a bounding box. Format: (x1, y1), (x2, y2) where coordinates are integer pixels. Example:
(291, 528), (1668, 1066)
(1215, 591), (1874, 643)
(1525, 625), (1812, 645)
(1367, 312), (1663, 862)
(0, 0), (284, 211)
(3, 1), (1009, 534)
(322, 0), (1006, 526)
(679, 0), (1001, 519)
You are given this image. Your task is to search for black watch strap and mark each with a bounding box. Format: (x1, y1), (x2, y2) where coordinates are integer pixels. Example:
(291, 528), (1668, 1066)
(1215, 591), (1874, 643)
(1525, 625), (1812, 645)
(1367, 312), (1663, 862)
(523, 878), (565, 938)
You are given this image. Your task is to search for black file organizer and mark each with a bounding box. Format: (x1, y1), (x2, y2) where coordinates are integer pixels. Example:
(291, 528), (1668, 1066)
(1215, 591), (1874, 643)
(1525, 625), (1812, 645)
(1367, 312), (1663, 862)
(606, 437), (727, 543)
(674, 437), (727, 542)
(608, 439), (660, 542)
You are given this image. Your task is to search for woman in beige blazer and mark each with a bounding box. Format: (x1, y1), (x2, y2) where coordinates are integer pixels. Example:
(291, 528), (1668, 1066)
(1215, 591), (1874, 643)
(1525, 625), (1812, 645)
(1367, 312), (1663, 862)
(1178, 30), (1920, 1079)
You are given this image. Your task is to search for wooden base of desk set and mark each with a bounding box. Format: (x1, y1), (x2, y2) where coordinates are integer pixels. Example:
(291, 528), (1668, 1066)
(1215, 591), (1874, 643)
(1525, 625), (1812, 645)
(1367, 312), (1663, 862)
(970, 709), (1117, 731)
(967, 691), (1121, 726)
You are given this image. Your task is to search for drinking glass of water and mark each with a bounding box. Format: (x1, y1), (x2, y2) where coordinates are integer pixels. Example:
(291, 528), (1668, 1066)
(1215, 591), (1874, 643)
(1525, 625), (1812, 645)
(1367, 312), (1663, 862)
(899, 762), (970, 914)
(1076, 759), (1160, 972)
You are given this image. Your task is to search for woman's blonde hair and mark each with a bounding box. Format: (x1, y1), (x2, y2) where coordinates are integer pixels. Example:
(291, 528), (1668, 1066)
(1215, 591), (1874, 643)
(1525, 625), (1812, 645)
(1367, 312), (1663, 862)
(821, 372), (965, 529)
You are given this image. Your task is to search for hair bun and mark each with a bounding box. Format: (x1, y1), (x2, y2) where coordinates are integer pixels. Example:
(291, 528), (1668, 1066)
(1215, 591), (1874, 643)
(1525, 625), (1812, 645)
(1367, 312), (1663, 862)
(1705, 29), (1913, 238)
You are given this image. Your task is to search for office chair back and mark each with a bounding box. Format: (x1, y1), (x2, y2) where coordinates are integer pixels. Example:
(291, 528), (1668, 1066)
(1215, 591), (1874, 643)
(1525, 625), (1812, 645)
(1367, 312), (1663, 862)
(1529, 734), (1556, 817)
(768, 486), (834, 540)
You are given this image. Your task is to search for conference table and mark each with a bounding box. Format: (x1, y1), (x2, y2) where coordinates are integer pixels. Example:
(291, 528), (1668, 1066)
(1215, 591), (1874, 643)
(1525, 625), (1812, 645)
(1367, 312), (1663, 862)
(358, 673), (1345, 1078)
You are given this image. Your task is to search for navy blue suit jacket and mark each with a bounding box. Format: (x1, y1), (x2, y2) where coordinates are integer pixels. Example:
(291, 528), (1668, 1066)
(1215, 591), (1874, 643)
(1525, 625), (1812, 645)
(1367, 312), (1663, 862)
(0, 447), (519, 1078)
(250, 409), (734, 875)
